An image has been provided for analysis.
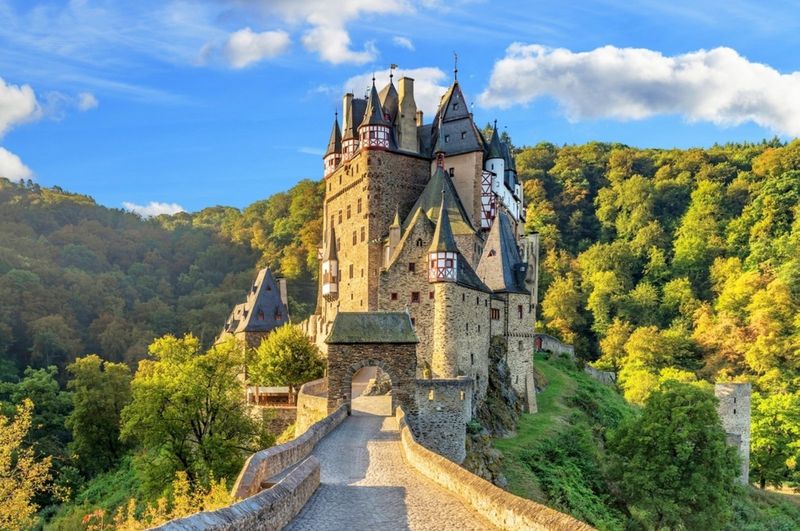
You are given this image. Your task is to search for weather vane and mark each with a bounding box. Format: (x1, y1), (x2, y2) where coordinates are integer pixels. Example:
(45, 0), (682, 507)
(453, 52), (458, 81)
(390, 63), (398, 81)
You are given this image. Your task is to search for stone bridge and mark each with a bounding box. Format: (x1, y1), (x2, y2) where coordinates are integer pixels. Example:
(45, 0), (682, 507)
(285, 396), (496, 530)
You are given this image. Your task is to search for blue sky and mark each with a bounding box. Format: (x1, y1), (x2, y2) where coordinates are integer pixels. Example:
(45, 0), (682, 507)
(1, 0), (799, 214)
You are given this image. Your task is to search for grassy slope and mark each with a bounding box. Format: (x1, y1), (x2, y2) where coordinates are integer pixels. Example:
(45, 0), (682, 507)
(495, 353), (800, 531)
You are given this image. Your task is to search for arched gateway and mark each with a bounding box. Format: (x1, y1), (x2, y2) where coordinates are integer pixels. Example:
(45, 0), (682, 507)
(325, 312), (417, 414)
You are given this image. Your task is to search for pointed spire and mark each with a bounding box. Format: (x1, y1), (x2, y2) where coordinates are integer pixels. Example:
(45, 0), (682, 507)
(323, 225), (338, 261)
(487, 120), (503, 159)
(324, 112), (342, 157)
(390, 207), (401, 229)
(360, 80), (390, 128)
(429, 191), (459, 253)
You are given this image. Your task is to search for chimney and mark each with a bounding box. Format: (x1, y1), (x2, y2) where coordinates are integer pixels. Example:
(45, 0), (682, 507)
(342, 93), (354, 133)
(416, 110), (424, 127)
(397, 77), (418, 153)
(277, 278), (289, 312)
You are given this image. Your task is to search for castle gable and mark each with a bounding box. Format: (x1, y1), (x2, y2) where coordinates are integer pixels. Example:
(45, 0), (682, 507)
(387, 207), (435, 269)
(403, 166), (475, 236)
(476, 212), (529, 294)
(234, 268), (289, 333)
(430, 81), (483, 157)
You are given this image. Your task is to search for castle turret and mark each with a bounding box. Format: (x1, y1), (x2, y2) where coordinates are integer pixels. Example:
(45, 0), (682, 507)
(715, 383), (751, 485)
(428, 193), (458, 282)
(321, 226), (339, 300)
(323, 114), (342, 177)
(359, 80), (391, 150)
(342, 93), (364, 160)
(485, 122), (505, 179)
(396, 77), (418, 153)
(387, 208), (402, 260)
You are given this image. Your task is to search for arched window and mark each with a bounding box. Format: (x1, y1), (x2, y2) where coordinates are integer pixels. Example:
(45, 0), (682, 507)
(416, 238), (423, 247)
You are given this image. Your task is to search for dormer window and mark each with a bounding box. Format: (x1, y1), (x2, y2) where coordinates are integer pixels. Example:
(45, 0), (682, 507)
(444, 134), (450, 143)
(275, 309), (282, 320)
(257, 309), (265, 321)
(461, 131), (466, 139)
(453, 102), (459, 110)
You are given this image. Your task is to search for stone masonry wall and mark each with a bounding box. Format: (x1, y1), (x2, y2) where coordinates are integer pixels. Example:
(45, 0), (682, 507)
(232, 405), (347, 499)
(431, 282), (491, 402)
(378, 218), (436, 377)
(534, 334), (575, 360)
(326, 342), (417, 413)
(505, 292), (537, 413)
(153, 456), (320, 531)
(411, 378), (472, 463)
(714, 382), (751, 485)
(395, 407), (596, 531)
(295, 378), (329, 436)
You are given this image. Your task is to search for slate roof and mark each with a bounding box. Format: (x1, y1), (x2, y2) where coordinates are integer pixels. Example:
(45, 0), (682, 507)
(475, 212), (529, 294)
(325, 116), (342, 157)
(379, 81), (399, 124)
(487, 125), (503, 160)
(343, 97), (367, 140)
(224, 268), (290, 334)
(429, 194), (459, 253)
(360, 83), (391, 128)
(326, 312), (419, 344)
(402, 165), (475, 235)
(323, 225), (338, 261)
(428, 81), (483, 157)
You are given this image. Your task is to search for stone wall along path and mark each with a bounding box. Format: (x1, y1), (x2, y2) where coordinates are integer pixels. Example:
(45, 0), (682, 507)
(284, 410), (497, 531)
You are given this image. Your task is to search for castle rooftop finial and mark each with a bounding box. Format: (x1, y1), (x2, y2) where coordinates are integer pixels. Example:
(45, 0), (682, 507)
(453, 51), (458, 81)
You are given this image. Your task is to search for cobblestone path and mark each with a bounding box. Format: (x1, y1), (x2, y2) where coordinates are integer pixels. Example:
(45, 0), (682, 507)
(284, 412), (496, 531)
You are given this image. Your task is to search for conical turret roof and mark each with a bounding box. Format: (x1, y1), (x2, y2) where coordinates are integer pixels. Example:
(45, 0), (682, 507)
(487, 123), (503, 160)
(429, 193), (459, 253)
(403, 165), (475, 235)
(325, 115), (342, 157)
(323, 225), (338, 261)
(379, 80), (399, 123)
(360, 81), (390, 128)
(476, 212), (529, 294)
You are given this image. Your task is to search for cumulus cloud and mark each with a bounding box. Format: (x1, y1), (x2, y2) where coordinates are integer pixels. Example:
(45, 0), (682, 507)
(0, 147), (33, 180)
(77, 92), (99, 111)
(221, 28), (291, 69)
(223, 0), (410, 65)
(392, 36), (414, 51)
(479, 44), (800, 136)
(344, 67), (449, 116)
(122, 201), (185, 218)
(0, 77), (40, 136)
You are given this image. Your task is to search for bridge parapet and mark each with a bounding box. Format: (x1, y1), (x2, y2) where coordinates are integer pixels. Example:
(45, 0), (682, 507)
(396, 407), (597, 531)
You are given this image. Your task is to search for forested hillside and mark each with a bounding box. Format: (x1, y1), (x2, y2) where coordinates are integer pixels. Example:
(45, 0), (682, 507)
(0, 178), (322, 379)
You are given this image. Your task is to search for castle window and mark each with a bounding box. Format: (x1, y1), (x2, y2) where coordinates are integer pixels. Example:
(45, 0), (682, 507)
(515, 375), (519, 384)
(411, 291), (420, 303)
(360, 227), (365, 242)
(429, 290), (434, 299)
(461, 131), (466, 139)
(444, 134), (450, 143)
(476, 296), (479, 305)
(349, 264), (354, 278)
(462, 293), (465, 302)
(357, 198), (362, 213)
(518, 305), (524, 319)
(460, 390), (465, 400)
(257, 309), (265, 321)
(328, 182), (331, 191)
(266, 283), (271, 291)
(491, 308), (500, 320)
(275, 309), (282, 320)
(408, 262), (416, 272)
(518, 340), (523, 350)
(411, 317), (416, 326)
(428, 389), (435, 401)
(471, 353), (474, 365)
(352, 231), (357, 245)
(453, 102), (459, 110)
(391, 292), (398, 300)
(466, 323), (469, 332)
(488, 249), (496, 257)
(416, 238), (423, 247)
(347, 205), (351, 219)
(361, 268), (364, 277)
(733, 397), (737, 404)
(338, 210), (342, 224)
(449, 167), (455, 177)
(478, 324), (480, 332)
(339, 175), (342, 185)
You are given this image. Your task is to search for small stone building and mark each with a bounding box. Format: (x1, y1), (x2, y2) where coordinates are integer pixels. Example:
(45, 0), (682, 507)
(715, 382), (751, 485)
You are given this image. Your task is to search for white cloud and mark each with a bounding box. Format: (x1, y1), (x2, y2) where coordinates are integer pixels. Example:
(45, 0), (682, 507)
(233, 0), (411, 65)
(77, 92), (99, 111)
(298, 146), (324, 156)
(392, 36), (415, 51)
(0, 77), (40, 136)
(221, 28), (291, 69)
(122, 201), (185, 218)
(0, 147), (33, 181)
(479, 44), (800, 136)
(344, 67), (449, 116)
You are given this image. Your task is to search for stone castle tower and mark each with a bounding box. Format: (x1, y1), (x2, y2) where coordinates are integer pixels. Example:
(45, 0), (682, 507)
(301, 68), (540, 427)
(715, 382), (751, 485)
